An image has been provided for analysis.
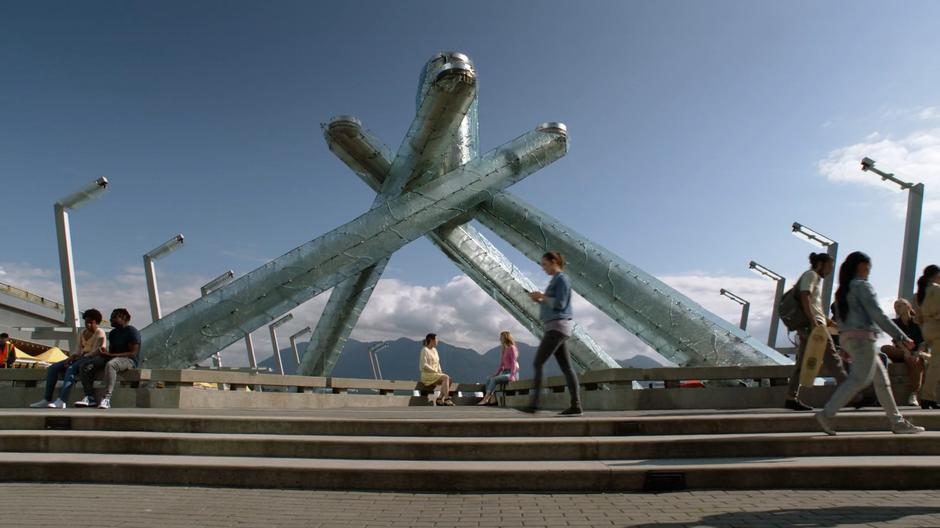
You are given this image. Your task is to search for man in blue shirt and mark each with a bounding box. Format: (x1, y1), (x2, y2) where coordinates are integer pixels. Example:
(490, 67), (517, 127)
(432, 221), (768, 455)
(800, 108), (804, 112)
(76, 308), (141, 409)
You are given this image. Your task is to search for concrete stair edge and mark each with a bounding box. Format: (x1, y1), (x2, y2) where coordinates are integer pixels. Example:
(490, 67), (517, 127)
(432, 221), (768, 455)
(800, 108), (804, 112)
(2, 452), (938, 492)
(2, 430), (940, 461)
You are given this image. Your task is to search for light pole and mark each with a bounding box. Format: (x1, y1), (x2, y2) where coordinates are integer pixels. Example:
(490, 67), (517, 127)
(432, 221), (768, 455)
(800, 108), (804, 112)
(268, 313), (293, 375)
(144, 234), (185, 322)
(289, 326), (312, 368)
(200, 270), (258, 368)
(748, 261), (786, 348)
(367, 342), (389, 380)
(861, 157), (924, 301)
(792, 222), (838, 317)
(55, 176), (109, 352)
(719, 289), (750, 331)
(200, 270), (236, 368)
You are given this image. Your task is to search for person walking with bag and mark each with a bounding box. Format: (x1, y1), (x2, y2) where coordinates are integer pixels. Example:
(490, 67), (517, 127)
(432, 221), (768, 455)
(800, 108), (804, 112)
(784, 252), (848, 411)
(815, 252), (924, 435)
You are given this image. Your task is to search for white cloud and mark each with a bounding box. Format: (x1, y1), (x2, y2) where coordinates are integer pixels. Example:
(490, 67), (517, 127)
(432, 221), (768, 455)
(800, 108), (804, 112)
(817, 127), (940, 234)
(917, 107), (940, 121)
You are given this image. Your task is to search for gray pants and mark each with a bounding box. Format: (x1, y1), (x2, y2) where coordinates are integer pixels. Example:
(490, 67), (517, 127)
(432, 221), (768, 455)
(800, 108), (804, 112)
(822, 337), (903, 425)
(787, 328), (848, 399)
(529, 330), (580, 409)
(104, 357), (136, 397)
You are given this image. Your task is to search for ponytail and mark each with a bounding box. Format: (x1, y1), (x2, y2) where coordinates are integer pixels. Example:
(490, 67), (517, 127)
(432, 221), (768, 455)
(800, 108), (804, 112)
(916, 265), (940, 305)
(834, 252), (871, 320)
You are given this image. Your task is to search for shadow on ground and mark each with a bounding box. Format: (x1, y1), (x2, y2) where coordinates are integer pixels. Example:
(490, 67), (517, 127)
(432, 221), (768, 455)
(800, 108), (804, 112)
(625, 506), (940, 527)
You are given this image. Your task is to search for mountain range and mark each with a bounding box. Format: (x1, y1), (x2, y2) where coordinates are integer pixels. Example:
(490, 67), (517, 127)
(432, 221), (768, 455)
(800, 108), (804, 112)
(260, 337), (665, 382)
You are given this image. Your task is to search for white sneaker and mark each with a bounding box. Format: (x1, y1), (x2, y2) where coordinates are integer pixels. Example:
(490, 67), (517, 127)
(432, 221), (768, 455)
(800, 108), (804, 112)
(48, 399), (66, 409)
(98, 397), (111, 409)
(73, 396), (96, 408)
(815, 412), (837, 436)
(892, 420), (926, 435)
(907, 393), (920, 407)
(29, 399), (50, 408)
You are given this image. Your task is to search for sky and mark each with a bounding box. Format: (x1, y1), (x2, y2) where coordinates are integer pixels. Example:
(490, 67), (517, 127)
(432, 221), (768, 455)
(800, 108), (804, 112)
(2, 1), (940, 367)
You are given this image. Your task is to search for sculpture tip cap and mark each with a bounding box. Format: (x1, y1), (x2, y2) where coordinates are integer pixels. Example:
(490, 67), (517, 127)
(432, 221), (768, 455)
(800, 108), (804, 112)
(536, 122), (567, 136)
(325, 115), (363, 131)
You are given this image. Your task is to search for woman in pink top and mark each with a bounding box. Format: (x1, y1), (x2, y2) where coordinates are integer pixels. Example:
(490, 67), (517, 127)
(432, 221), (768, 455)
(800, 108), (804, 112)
(478, 331), (519, 406)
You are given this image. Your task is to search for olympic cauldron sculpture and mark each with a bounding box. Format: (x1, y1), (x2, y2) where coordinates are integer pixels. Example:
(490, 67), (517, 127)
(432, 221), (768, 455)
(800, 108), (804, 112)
(139, 53), (789, 372)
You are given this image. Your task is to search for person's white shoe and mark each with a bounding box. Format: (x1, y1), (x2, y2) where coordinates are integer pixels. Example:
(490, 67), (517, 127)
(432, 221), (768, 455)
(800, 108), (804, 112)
(73, 396), (96, 408)
(29, 399), (50, 408)
(97, 397), (111, 409)
(907, 393), (920, 407)
(815, 412), (837, 436)
(892, 420), (926, 435)
(48, 398), (66, 409)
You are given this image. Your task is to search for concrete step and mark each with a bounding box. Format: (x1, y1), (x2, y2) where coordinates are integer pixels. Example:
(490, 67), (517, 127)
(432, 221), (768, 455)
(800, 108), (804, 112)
(2, 452), (938, 491)
(2, 408), (936, 437)
(4, 430), (940, 461)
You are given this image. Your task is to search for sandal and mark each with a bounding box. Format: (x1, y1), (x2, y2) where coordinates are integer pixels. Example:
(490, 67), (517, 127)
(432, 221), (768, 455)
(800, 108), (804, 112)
(441, 398), (455, 406)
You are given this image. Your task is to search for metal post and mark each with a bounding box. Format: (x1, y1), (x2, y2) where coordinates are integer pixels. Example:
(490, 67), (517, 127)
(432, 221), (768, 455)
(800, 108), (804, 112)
(823, 242), (838, 317)
(860, 158), (924, 302)
(144, 234), (184, 322)
(54, 204), (81, 352)
(719, 289), (750, 332)
(54, 177), (109, 352)
(269, 325), (283, 375)
(899, 183), (924, 301)
(290, 337), (300, 368)
(201, 270), (236, 369)
(245, 333), (257, 370)
(367, 342), (387, 380)
(144, 255), (160, 322)
(268, 314), (293, 375)
(288, 327), (311, 369)
(770, 278), (786, 348)
(748, 262), (786, 350)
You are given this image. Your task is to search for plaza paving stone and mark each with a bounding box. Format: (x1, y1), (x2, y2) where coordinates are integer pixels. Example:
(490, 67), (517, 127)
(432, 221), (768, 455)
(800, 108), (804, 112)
(2, 484), (940, 527)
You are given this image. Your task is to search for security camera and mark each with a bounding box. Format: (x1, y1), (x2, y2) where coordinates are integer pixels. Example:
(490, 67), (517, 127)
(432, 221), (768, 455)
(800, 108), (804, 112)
(860, 157), (876, 171)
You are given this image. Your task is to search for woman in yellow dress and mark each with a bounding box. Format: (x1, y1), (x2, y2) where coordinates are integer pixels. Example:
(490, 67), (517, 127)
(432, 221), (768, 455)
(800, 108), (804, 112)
(419, 333), (454, 406)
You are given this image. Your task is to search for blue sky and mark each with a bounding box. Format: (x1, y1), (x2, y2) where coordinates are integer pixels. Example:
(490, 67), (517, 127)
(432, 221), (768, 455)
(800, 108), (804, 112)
(3, 1), (940, 361)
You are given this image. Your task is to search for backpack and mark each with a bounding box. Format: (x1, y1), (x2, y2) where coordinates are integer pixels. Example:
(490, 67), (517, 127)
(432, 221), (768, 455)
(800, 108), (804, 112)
(778, 285), (811, 332)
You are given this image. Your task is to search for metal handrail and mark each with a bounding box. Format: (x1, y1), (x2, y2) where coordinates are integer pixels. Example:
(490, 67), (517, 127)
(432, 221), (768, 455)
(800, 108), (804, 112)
(0, 281), (64, 312)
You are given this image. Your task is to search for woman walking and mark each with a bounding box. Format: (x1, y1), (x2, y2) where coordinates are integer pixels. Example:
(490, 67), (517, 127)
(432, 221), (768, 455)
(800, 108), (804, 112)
(816, 252), (924, 435)
(915, 265), (940, 408)
(478, 331), (519, 406)
(524, 251), (582, 416)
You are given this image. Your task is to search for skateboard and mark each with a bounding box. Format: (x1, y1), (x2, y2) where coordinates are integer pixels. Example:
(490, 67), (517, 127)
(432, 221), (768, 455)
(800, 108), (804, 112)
(799, 325), (830, 386)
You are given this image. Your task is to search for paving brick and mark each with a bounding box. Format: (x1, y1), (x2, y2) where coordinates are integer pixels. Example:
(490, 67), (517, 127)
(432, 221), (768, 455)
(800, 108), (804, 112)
(2, 484), (940, 527)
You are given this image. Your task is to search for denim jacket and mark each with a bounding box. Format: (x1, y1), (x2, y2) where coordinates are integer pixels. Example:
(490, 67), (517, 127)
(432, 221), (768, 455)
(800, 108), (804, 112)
(539, 272), (573, 322)
(839, 279), (905, 342)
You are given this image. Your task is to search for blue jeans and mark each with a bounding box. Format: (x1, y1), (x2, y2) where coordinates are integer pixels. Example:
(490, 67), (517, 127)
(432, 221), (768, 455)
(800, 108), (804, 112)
(44, 357), (91, 402)
(485, 371), (512, 394)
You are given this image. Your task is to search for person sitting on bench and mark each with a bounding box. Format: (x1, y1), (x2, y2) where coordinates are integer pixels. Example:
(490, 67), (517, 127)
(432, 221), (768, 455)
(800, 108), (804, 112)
(418, 333), (454, 406)
(478, 331), (519, 406)
(77, 308), (141, 409)
(30, 309), (106, 408)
